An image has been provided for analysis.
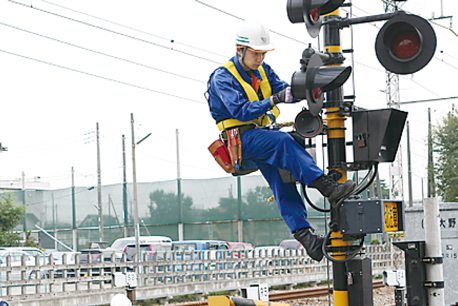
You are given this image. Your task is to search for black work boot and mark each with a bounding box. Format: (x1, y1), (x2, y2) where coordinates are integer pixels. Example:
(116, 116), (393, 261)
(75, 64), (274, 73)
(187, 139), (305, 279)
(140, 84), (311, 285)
(294, 228), (325, 261)
(309, 174), (356, 205)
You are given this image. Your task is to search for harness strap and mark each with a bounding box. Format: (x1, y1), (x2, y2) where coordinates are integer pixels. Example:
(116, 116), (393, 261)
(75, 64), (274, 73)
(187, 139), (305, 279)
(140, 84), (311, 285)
(216, 61), (280, 131)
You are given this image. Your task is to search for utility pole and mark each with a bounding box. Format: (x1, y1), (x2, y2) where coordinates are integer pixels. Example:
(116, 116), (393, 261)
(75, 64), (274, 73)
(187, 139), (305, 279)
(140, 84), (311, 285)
(131, 114), (140, 260)
(96, 122), (103, 242)
(407, 122), (413, 207)
(237, 177), (243, 242)
(22, 171), (26, 240)
(130, 114), (152, 261)
(122, 135), (129, 237)
(52, 193), (57, 250)
(176, 129), (183, 241)
(72, 167), (77, 250)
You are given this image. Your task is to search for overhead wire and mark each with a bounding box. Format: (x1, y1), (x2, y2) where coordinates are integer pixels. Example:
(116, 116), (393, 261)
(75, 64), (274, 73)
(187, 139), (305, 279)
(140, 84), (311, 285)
(2, 0), (455, 186)
(192, 1), (450, 105)
(0, 49), (206, 104)
(7, 0), (221, 65)
(194, 0), (308, 45)
(0, 21), (206, 84)
(41, 0), (231, 60)
(7, 0), (456, 99)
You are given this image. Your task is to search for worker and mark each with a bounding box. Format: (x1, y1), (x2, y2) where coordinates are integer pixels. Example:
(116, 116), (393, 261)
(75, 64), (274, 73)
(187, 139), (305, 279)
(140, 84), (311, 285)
(206, 20), (356, 261)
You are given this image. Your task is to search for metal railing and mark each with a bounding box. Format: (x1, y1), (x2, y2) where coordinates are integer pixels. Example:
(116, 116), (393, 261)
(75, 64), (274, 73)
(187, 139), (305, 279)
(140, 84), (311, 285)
(0, 245), (402, 306)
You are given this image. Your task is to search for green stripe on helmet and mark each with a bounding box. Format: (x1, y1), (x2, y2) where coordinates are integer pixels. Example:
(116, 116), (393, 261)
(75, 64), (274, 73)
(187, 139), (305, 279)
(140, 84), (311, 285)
(236, 35), (250, 44)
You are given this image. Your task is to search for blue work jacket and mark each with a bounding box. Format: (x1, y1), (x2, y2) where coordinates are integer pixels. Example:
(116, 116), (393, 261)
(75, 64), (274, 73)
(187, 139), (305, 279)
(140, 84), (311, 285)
(207, 55), (289, 124)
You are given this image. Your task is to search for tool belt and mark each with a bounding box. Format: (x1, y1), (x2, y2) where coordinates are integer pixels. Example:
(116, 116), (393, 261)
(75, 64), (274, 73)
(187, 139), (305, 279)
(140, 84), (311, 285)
(208, 125), (257, 174)
(208, 138), (234, 173)
(221, 124), (256, 141)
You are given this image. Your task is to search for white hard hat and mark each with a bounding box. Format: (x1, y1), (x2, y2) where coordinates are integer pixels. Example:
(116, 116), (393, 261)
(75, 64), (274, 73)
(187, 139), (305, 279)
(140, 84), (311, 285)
(235, 20), (275, 52)
(110, 294), (132, 306)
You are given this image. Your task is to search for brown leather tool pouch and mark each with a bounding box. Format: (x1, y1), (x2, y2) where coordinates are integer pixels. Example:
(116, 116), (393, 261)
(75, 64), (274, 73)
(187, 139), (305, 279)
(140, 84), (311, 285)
(208, 139), (235, 173)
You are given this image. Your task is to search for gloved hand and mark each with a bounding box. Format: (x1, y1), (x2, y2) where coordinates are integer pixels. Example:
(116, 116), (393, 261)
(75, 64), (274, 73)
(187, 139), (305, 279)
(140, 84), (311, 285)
(272, 87), (294, 104)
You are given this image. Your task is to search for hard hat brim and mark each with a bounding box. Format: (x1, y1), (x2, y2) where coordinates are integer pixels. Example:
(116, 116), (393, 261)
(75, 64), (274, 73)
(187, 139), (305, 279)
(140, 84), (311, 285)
(237, 45), (275, 52)
(248, 46), (275, 52)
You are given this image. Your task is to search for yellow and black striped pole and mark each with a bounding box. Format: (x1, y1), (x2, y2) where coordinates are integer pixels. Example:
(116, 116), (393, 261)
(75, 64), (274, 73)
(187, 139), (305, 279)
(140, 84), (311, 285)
(208, 296), (293, 306)
(323, 8), (350, 306)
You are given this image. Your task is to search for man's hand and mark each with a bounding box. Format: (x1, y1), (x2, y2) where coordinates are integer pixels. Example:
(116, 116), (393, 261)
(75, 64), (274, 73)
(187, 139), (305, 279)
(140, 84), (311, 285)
(271, 87), (294, 105)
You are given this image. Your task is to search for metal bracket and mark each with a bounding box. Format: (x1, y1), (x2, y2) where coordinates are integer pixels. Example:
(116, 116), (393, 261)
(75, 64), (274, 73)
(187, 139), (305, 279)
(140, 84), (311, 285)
(341, 161), (378, 171)
(424, 281), (445, 288)
(339, 101), (353, 117)
(423, 256), (443, 264)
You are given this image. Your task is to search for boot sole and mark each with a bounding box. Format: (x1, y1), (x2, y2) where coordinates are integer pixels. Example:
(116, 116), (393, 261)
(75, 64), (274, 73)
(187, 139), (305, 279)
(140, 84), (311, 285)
(329, 182), (357, 205)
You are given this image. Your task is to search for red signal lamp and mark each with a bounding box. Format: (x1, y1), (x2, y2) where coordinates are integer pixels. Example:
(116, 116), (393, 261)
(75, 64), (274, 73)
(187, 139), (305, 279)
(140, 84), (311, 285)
(376, 14), (436, 74)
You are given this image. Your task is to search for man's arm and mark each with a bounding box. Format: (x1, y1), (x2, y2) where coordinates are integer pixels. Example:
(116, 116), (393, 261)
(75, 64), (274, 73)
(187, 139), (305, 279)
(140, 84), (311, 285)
(210, 69), (275, 122)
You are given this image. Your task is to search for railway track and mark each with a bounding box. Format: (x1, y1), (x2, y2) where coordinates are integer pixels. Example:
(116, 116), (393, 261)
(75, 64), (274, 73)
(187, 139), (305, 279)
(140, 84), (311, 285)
(173, 280), (385, 305)
(269, 280), (384, 301)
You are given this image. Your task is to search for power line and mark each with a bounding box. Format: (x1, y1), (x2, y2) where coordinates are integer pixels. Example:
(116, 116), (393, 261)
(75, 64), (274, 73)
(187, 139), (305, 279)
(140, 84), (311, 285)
(400, 96), (458, 105)
(7, 0), (221, 65)
(42, 0), (231, 60)
(194, 0), (308, 45)
(0, 48), (205, 104)
(0, 21), (206, 84)
(5, 0), (452, 104)
(404, 76), (441, 98)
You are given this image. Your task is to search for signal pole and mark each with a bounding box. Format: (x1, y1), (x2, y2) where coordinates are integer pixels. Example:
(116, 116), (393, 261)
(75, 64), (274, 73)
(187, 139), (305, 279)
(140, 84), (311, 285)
(285, 1), (438, 305)
(323, 8), (350, 306)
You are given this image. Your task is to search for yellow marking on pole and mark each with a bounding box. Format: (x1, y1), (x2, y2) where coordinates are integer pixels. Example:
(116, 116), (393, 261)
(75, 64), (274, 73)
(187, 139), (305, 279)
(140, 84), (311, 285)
(331, 231), (349, 260)
(208, 296), (292, 306)
(324, 45), (342, 54)
(334, 290), (348, 306)
(208, 296), (231, 306)
(326, 107), (346, 138)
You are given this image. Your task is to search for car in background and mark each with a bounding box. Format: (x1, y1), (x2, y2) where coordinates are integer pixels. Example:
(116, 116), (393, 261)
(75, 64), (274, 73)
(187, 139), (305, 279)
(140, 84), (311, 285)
(172, 240), (230, 252)
(171, 240), (233, 280)
(227, 242), (254, 251)
(279, 239), (304, 250)
(123, 242), (173, 276)
(104, 236), (172, 261)
(123, 242), (172, 262)
(172, 240), (231, 271)
(45, 251), (79, 265)
(227, 242), (254, 258)
(0, 250), (40, 280)
(0, 247), (47, 265)
(45, 251), (80, 278)
(79, 249), (117, 278)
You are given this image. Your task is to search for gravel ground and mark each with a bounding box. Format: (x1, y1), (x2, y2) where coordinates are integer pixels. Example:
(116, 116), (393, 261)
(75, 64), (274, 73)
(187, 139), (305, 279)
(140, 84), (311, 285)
(279, 285), (395, 306)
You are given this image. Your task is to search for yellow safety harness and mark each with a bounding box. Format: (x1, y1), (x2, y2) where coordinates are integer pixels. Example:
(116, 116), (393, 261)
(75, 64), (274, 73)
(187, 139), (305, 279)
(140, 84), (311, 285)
(216, 61), (280, 131)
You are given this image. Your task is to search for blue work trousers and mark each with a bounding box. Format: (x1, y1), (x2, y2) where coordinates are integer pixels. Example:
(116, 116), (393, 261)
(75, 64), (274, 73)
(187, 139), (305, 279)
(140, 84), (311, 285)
(241, 128), (323, 233)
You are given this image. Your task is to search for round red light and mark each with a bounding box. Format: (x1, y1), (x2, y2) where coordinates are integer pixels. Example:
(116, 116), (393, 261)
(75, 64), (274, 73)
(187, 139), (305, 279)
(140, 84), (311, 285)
(310, 8), (320, 22)
(313, 88), (322, 100)
(391, 31), (420, 59)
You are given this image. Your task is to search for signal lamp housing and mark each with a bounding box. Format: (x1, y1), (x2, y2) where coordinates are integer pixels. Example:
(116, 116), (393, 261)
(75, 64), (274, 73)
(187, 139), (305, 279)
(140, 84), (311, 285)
(376, 14), (436, 74)
(291, 54), (352, 116)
